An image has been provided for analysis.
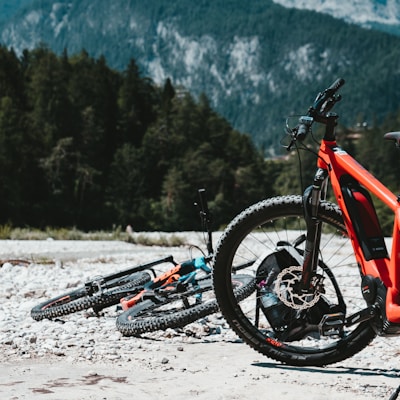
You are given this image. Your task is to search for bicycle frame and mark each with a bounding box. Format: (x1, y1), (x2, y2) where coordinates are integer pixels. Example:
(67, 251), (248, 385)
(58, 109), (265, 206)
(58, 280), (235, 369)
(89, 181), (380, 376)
(84, 255), (176, 295)
(119, 256), (211, 310)
(305, 130), (400, 330)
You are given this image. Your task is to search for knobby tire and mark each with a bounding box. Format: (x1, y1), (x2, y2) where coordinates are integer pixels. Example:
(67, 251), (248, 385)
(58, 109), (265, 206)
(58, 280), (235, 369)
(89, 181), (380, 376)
(116, 274), (255, 336)
(212, 195), (376, 367)
(31, 272), (151, 320)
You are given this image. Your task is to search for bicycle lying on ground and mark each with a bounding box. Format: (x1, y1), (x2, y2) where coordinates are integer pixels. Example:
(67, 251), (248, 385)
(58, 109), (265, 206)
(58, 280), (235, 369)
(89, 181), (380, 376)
(213, 78), (400, 368)
(31, 189), (254, 336)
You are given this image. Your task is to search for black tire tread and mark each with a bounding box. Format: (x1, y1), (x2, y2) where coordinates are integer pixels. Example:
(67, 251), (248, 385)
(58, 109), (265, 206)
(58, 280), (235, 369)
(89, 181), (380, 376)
(116, 274), (255, 336)
(31, 272), (151, 320)
(212, 195), (376, 367)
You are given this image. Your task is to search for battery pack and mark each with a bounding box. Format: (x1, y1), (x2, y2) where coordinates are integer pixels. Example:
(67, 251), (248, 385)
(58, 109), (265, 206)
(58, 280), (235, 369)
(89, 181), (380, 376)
(340, 176), (388, 260)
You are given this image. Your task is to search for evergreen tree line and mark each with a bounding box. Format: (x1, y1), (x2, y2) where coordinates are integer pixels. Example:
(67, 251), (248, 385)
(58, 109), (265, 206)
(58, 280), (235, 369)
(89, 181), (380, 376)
(0, 44), (399, 232)
(0, 45), (277, 231)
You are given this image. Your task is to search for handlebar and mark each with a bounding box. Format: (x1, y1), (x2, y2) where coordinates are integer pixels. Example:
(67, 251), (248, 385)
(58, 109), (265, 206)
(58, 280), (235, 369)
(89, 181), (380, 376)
(311, 77), (345, 115)
(326, 77), (345, 95)
(289, 78), (345, 146)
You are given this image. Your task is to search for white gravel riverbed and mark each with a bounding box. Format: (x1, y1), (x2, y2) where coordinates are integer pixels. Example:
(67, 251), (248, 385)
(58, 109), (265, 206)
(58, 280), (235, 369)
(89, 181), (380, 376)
(1, 235), (400, 400)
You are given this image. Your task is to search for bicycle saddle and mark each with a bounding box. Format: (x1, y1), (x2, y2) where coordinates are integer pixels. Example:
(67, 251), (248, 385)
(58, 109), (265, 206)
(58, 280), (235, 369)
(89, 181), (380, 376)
(384, 131), (400, 147)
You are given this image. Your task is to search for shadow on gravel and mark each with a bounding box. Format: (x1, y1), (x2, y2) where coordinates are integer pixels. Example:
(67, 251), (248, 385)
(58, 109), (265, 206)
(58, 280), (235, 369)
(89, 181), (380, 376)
(252, 361), (400, 380)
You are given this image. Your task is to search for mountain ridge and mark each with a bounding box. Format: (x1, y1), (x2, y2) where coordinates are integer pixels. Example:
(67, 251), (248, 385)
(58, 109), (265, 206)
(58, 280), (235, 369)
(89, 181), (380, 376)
(1, 0), (400, 154)
(272, 0), (400, 35)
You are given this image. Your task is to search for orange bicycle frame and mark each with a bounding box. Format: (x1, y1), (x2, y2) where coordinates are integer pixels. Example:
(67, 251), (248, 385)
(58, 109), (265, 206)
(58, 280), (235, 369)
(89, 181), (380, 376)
(120, 263), (186, 310)
(317, 138), (400, 324)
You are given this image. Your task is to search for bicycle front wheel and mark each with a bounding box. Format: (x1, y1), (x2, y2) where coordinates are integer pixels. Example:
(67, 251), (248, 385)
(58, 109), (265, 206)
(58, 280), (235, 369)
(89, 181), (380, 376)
(213, 195), (376, 367)
(31, 271), (151, 320)
(116, 274), (255, 336)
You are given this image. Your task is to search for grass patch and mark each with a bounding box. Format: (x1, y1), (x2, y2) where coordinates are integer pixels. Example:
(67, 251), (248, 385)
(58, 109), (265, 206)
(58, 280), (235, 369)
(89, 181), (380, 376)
(128, 233), (185, 247)
(0, 225), (186, 247)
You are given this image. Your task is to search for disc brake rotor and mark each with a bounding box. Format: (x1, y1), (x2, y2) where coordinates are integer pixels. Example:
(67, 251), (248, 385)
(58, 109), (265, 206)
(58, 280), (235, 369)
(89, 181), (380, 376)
(274, 265), (321, 310)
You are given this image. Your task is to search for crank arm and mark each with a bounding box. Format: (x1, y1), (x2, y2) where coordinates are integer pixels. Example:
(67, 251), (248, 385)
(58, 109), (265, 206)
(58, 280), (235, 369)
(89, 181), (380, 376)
(345, 305), (376, 327)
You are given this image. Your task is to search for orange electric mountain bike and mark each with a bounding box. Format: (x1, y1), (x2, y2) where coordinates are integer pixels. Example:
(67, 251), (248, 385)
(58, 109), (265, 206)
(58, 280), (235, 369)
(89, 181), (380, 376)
(213, 78), (400, 367)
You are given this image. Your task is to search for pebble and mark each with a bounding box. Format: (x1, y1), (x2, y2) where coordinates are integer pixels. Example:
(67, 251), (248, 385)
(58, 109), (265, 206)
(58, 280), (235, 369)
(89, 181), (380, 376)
(0, 243), (232, 368)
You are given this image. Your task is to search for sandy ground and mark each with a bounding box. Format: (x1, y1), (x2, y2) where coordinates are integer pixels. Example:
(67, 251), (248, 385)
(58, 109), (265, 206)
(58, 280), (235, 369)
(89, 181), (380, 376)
(1, 237), (400, 400)
(3, 344), (399, 400)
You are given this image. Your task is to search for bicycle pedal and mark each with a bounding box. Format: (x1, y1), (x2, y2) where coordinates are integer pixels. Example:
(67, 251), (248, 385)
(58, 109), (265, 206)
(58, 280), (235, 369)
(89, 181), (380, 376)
(319, 313), (345, 336)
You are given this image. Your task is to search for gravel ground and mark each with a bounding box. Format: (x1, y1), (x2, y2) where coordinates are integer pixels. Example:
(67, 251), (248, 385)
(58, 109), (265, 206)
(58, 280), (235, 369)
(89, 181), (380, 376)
(1, 235), (400, 399)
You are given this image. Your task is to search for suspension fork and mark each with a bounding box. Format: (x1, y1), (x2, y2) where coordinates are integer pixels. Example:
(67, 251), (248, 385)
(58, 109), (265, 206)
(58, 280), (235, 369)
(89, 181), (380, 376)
(300, 167), (329, 292)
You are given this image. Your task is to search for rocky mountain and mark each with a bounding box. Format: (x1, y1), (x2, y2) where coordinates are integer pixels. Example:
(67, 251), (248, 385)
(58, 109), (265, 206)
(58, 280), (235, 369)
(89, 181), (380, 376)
(272, 0), (400, 36)
(1, 0), (400, 154)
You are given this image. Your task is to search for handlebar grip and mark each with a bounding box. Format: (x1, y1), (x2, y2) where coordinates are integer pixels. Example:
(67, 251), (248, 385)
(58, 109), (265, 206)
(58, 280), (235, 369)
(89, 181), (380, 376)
(327, 78), (345, 94)
(312, 78), (345, 114)
(198, 188), (209, 215)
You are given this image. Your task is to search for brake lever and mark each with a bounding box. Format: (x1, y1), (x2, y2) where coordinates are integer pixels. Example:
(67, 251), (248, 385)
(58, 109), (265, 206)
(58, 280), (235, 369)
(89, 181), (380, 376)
(286, 136), (296, 151)
(284, 121), (297, 151)
(321, 94), (342, 114)
(284, 114), (313, 151)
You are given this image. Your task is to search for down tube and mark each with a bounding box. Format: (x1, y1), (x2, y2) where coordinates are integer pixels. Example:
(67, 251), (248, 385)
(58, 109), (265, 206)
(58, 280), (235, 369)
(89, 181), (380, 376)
(387, 208), (400, 323)
(326, 146), (400, 323)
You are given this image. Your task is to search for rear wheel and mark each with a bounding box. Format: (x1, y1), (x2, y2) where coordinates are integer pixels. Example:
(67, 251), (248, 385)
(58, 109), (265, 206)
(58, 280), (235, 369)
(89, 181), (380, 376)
(212, 195), (376, 367)
(116, 274), (255, 336)
(31, 272), (151, 320)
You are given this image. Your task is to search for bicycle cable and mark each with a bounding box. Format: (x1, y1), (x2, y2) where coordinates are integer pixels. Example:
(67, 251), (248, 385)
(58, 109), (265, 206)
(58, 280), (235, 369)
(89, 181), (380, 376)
(282, 115), (330, 193)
